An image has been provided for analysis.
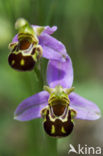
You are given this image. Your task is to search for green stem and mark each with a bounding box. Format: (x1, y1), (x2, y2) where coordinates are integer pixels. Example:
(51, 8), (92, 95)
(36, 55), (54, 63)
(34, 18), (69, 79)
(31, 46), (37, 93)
(28, 63), (57, 156)
(28, 119), (57, 156)
(34, 62), (44, 90)
(28, 0), (57, 154)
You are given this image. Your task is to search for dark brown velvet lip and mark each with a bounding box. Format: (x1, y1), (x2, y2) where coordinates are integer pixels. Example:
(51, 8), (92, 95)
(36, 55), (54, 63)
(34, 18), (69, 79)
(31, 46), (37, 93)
(8, 53), (35, 71)
(43, 109), (74, 137)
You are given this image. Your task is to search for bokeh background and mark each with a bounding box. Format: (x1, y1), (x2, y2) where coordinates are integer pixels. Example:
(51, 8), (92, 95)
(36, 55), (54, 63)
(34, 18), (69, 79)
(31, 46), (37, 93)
(0, 0), (103, 156)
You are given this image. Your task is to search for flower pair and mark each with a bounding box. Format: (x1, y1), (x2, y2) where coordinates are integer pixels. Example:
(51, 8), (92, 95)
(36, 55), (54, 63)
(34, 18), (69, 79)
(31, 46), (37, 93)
(9, 19), (101, 138)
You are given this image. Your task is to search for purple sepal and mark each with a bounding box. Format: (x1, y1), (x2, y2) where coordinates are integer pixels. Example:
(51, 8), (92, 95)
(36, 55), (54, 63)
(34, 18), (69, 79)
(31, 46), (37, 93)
(14, 91), (49, 121)
(32, 25), (57, 35)
(69, 92), (101, 120)
(47, 56), (73, 88)
(39, 33), (67, 61)
(42, 26), (57, 35)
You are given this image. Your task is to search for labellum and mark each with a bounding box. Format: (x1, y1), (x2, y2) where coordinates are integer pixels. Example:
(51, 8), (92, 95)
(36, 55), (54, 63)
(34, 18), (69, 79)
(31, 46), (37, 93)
(8, 18), (42, 71)
(41, 85), (76, 137)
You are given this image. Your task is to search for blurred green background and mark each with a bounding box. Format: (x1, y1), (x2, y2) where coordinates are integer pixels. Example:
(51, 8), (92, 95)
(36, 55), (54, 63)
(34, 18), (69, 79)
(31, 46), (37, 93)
(0, 0), (103, 156)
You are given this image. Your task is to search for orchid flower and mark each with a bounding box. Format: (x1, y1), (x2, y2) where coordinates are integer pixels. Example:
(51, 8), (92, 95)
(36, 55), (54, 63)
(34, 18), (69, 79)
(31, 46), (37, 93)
(8, 18), (67, 71)
(14, 55), (101, 137)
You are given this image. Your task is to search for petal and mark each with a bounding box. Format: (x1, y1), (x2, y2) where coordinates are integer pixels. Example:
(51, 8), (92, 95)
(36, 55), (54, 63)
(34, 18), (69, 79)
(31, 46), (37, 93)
(39, 33), (67, 57)
(14, 91), (49, 121)
(69, 92), (101, 120)
(47, 56), (73, 88)
(43, 26), (57, 35)
(12, 34), (18, 42)
(32, 25), (57, 35)
(41, 45), (66, 62)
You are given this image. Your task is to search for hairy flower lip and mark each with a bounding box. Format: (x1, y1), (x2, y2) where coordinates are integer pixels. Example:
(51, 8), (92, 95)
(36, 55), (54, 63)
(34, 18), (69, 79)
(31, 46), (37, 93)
(8, 52), (36, 71)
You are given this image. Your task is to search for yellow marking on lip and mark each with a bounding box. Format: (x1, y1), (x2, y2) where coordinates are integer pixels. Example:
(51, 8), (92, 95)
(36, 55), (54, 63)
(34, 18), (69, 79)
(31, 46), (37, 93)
(20, 59), (25, 66)
(61, 126), (66, 133)
(11, 60), (15, 65)
(51, 125), (55, 134)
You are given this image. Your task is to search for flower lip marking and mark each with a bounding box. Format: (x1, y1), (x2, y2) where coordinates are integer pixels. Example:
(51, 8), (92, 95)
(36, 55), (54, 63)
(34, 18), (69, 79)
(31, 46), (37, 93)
(20, 59), (25, 66)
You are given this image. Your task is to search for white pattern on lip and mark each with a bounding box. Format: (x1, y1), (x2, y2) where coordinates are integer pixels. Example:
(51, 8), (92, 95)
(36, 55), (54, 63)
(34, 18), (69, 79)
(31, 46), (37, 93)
(23, 44), (33, 54)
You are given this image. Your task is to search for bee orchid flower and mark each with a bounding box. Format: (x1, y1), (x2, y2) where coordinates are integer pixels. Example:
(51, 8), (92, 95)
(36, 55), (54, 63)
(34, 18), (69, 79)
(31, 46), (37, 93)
(8, 18), (67, 71)
(14, 55), (101, 137)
